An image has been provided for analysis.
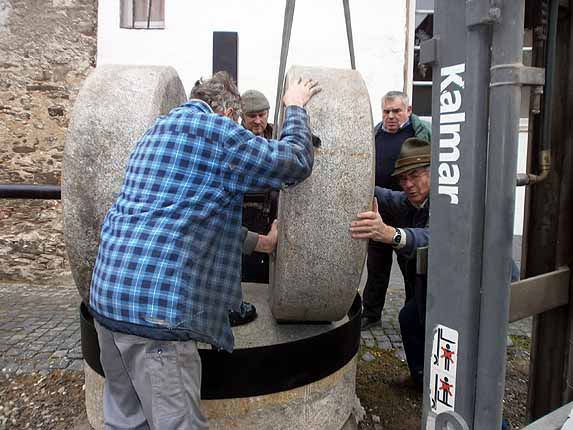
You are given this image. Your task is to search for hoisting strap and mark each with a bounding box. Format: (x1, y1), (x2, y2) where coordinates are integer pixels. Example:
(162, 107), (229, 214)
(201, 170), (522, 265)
(272, 0), (356, 139)
(272, 0), (296, 139)
(343, 0), (357, 70)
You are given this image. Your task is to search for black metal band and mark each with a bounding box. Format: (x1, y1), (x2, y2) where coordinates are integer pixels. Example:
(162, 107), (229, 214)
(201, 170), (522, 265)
(80, 294), (362, 399)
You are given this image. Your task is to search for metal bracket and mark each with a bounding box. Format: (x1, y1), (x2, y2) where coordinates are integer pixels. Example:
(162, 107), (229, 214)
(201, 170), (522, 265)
(466, 0), (500, 27)
(490, 64), (546, 87)
(509, 267), (570, 322)
(420, 37), (439, 65)
(435, 411), (470, 430)
(416, 246), (428, 275)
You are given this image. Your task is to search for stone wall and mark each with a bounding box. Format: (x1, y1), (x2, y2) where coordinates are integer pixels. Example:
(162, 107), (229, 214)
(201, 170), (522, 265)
(0, 0), (97, 282)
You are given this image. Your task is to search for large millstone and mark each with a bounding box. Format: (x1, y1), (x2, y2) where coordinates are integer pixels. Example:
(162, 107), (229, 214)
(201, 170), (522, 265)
(82, 283), (361, 430)
(270, 66), (374, 322)
(64, 65), (363, 430)
(62, 65), (186, 303)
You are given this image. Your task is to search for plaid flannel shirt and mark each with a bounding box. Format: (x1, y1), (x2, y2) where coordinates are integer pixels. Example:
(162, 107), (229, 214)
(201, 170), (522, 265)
(89, 100), (313, 352)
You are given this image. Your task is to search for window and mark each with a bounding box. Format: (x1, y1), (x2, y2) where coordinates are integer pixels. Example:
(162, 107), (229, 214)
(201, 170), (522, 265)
(120, 0), (165, 30)
(411, 1), (533, 119)
(412, 0), (434, 118)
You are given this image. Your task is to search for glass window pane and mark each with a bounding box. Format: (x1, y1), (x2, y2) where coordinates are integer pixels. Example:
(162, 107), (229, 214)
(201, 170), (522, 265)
(412, 85), (432, 117)
(415, 13), (433, 45)
(413, 60), (433, 82)
(120, 0), (134, 29)
(416, 0), (435, 11)
(122, 0), (165, 29)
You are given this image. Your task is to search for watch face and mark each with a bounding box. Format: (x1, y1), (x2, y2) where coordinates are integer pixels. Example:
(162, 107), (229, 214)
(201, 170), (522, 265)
(392, 230), (401, 246)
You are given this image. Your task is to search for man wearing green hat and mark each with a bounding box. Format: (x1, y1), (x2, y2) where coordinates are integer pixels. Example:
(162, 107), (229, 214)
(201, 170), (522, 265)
(351, 137), (431, 387)
(241, 89), (273, 138)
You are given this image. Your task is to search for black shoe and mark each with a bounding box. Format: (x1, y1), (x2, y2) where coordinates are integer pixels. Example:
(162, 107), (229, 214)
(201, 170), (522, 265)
(229, 302), (258, 327)
(361, 316), (381, 331)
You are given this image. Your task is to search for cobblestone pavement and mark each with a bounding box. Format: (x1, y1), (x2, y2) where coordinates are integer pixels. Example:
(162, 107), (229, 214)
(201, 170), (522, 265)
(0, 281), (83, 374)
(360, 238), (531, 352)
(360, 288), (532, 353)
(0, 256), (530, 374)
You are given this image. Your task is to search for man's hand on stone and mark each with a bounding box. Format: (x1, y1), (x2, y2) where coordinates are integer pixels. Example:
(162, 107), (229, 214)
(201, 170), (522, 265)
(283, 78), (321, 108)
(350, 198), (395, 244)
(254, 220), (278, 254)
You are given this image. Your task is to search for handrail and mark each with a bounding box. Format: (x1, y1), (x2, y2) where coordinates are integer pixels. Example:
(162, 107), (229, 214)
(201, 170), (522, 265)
(0, 184), (61, 200)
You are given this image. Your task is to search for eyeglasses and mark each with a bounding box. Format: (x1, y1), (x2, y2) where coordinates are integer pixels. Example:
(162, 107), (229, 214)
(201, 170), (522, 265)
(398, 169), (428, 184)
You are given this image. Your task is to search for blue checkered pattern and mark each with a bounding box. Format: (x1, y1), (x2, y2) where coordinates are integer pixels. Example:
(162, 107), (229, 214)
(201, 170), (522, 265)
(90, 100), (313, 352)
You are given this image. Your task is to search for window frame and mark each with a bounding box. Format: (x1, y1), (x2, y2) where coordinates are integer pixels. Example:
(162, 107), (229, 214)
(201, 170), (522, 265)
(408, 2), (532, 119)
(120, 0), (165, 30)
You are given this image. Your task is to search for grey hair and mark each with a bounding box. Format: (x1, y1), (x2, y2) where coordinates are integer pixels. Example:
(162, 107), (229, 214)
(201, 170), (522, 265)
(381, 91), (410, 108)
(190, 71), (241, 115)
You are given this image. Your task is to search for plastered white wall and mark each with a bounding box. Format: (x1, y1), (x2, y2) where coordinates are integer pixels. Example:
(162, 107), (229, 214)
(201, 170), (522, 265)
(97, 0), (408, 121)
(97, 1), (525, 236)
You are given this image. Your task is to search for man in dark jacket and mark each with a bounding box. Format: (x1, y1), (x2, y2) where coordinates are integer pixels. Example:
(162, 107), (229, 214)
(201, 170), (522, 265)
(351, 137), (430, 387)
(361, 90), (431, 330)
(239, 89), (276, 254)
(230, 89), (279, 325)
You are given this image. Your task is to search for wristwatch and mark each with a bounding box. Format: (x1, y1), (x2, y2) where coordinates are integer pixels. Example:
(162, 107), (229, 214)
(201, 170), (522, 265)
(391, 228), (402, 248)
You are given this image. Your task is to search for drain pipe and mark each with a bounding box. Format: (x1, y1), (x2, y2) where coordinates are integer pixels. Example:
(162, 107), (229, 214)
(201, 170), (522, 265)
(516, 0), (557, 187)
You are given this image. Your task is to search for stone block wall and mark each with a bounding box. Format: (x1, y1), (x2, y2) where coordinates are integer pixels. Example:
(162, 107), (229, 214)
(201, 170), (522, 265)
(0, 0), (97, 282)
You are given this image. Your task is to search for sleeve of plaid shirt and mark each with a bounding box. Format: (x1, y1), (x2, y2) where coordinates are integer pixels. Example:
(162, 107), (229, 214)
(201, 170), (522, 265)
(221, 105), (313, 193)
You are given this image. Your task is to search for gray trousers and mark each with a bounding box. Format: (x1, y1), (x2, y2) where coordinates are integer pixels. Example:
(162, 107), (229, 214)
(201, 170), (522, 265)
(94, 321), (208, 430)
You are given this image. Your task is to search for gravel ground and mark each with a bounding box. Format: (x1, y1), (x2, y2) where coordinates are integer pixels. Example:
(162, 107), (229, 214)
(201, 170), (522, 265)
(0, 370), (86, 430)
(0, 339), (529, 430)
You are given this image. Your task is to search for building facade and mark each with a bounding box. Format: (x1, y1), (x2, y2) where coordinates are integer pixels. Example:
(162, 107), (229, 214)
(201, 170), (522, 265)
(0, 0), (527, 283)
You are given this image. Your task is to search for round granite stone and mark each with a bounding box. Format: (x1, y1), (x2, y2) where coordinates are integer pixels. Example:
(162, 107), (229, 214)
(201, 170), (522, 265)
(270, 66), (375, 322)
(62, 65), (186, 303)
(83, 283), (358, 430)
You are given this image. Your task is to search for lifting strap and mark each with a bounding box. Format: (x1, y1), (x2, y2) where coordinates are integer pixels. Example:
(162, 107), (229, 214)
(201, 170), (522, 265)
(272, 0), (356, 138)
(343, 0), (356, 70)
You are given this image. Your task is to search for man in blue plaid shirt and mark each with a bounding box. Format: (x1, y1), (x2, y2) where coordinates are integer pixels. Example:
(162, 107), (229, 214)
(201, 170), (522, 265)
(89, 71), (321, 429)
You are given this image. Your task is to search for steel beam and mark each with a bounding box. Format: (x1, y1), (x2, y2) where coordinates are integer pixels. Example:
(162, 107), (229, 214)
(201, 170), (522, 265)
(509, 267), (571, 322)
(473, 1), (526, 427)
(525, 0), (571, 419)
(422, 0), (491, 427)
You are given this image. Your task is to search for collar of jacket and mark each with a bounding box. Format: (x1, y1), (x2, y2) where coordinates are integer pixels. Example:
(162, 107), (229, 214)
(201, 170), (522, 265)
(406, 196), (430, 210)
(374, 118), (412, 136)
(183, 98), (214, 113)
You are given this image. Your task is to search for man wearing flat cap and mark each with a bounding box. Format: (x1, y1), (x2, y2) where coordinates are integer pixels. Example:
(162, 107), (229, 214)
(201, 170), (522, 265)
(241, 89), (273, 138)
(351, 137), (431, 387)
(238, 89), (276, 262)
(239, 89), (275, 255)
(231, 89), (277, 326)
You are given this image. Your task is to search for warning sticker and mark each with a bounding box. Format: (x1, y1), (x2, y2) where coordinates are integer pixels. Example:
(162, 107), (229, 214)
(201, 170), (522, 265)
(429, 325), (459, 414)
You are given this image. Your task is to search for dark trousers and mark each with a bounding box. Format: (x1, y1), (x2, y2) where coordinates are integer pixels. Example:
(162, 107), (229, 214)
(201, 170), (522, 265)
(362, 242), (415, 320)
(399, 274), (427, 385)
